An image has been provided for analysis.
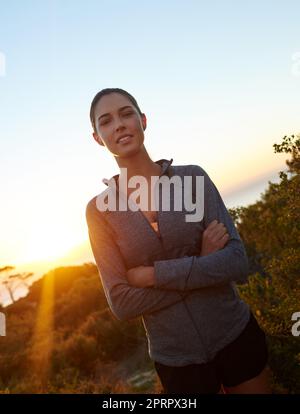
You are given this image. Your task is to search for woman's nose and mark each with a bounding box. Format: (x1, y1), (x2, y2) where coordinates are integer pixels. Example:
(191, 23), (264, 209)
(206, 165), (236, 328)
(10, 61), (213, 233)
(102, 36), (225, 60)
(114, 115), (126, 130)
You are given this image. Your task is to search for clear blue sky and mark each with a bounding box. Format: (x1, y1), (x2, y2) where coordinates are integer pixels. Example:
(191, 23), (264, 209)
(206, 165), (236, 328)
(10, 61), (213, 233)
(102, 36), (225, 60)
(0, 0), (299, 265)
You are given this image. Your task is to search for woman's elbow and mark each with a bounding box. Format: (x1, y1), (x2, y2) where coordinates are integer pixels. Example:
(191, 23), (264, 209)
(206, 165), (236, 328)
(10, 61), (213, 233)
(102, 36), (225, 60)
(111, 306), (129, 321)
(234, 248), (249, 284)
(108, 296), (130, 321)
(109, 287), (136, 322)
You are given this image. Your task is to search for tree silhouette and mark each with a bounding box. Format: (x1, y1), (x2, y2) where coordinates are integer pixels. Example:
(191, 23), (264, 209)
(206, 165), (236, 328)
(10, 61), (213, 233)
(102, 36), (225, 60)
(0, 266), (33, 304)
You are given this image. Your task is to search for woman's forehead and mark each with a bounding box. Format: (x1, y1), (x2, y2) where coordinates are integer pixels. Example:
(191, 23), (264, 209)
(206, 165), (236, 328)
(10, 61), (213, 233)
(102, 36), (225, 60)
(96, 93), (133, 112)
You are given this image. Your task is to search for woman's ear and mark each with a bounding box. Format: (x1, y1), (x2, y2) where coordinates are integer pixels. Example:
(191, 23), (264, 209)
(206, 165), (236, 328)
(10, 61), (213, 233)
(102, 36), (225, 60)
(141, 113), (147, 131)
(93, 132), (104, 146)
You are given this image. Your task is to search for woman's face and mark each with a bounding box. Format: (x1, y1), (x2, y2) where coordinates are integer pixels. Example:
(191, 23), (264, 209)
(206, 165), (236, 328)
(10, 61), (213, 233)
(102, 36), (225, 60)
(92, 92), (147, 158)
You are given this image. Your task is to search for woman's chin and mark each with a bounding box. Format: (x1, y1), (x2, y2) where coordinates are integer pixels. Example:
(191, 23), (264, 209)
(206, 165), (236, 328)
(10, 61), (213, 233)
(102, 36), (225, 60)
(116, 144), (144, 158)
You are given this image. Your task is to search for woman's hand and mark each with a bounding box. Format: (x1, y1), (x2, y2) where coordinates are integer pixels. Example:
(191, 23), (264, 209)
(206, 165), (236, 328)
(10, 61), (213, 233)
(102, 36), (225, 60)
(200, 219), (229, 256)
(126, 266), (155, 288)
(127, 220), (229, 287)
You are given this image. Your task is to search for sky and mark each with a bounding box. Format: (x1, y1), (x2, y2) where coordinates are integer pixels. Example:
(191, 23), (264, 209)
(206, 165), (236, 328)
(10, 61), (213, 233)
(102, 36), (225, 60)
(0, 0), (299, 270)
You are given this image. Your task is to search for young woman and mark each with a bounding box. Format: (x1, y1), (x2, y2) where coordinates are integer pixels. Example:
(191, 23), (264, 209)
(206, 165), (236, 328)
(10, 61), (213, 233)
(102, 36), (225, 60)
(85, 88), (271, 394)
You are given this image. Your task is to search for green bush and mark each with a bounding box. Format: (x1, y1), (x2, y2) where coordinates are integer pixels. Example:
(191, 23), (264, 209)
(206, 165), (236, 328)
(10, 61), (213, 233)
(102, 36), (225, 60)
(231, 134), (300, 393)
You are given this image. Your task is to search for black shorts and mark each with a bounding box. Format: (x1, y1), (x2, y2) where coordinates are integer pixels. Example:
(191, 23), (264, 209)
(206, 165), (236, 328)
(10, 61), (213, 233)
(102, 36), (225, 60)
(154, 312), (268, 394)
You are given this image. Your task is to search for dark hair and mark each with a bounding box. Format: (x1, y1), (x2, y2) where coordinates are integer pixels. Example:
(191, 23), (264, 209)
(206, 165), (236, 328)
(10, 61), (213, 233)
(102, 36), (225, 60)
(90, 88), (143, 134)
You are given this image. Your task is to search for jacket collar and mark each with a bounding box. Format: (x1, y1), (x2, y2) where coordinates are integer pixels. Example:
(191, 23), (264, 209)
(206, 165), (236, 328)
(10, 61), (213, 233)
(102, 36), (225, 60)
(103, 158), (173, 187)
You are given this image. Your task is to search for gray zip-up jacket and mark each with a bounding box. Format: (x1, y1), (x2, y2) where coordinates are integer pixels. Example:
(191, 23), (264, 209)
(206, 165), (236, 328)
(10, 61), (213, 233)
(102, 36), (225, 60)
(85, 158), (250, 366)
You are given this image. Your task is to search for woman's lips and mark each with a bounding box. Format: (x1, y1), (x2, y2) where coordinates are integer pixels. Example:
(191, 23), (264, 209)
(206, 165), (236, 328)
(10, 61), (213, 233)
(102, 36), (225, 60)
(117, 135), (132, 144)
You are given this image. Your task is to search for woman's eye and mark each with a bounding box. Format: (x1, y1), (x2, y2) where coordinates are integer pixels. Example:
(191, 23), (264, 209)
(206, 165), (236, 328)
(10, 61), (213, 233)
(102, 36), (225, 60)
(100, 112), (133, 126)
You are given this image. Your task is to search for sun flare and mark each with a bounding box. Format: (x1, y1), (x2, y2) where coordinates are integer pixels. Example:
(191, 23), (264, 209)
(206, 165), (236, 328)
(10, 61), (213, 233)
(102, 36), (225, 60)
(20, 222), (77, 264)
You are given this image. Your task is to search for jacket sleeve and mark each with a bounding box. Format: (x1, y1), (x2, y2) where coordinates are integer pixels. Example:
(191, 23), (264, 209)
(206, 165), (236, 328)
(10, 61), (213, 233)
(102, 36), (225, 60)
(86, 198), (187, 321)
(153, 166), (250, 290)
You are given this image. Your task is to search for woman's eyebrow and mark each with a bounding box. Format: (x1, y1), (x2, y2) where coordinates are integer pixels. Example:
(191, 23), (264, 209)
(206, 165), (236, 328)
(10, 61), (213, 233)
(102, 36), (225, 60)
(98, 106), (133, 121)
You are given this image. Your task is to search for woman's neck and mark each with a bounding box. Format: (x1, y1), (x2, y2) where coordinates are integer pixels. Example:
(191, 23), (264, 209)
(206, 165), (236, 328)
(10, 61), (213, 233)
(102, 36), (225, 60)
(115, 148), (162, 183)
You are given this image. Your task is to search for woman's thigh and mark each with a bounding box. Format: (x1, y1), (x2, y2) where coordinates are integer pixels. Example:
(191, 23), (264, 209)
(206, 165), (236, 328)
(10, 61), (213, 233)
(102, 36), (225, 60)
(154, 360), (221, 394)
(223, 365), (272, 394)
(217, 312), (271, 393)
